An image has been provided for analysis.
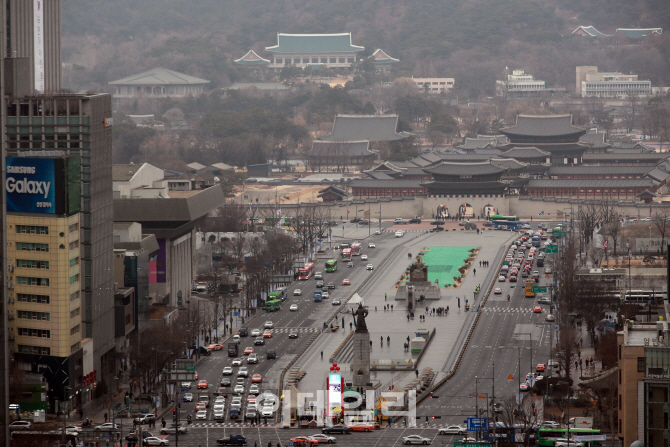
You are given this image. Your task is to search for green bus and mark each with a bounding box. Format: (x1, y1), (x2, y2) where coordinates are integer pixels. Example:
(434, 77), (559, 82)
(489, 214), (519, 222)
(537, 428), (602, 446)
(325, 259), (338, 272)
(268, 288), (286, 302)
(265, 299), (282, 312)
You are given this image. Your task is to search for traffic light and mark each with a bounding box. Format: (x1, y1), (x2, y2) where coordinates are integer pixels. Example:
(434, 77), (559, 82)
(173, 409), (176, 416)
(178, 403), (181, 409)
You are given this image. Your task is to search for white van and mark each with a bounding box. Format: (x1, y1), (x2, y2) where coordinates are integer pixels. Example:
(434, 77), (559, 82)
(195, 283), (207, 294)
(395, 231), (404, 238)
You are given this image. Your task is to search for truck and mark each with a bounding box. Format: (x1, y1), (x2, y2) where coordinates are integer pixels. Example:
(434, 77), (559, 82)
(314, 289), (323, 302)
(525, 281), (535, 297)
(217, 434), (247, 445)
(568, 417), (594, 428)
(228, 343), (238, 357)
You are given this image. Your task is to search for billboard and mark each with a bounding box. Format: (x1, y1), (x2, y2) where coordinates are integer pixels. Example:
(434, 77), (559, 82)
(33, 0), (45, 93)
(6, 156), (80, 215)
(149, 239), (167, 284)
(328, 374), (342, 418)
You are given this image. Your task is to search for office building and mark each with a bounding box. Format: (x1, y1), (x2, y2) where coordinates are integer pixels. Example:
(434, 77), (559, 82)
(265, 33), (364, 70)
(496, 70), (546, 97)
(5, 153), (83, 412)
(5, 94), (116, 394)
(577, 66), (652, 98)
(412, 77), (455, 94)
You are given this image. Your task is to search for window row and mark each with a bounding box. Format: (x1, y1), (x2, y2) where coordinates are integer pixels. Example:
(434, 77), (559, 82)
(70, 274), (80, 285)
(69, 240), (79, 250)
(70, 291), (80, 301)
(17, 276), (50, 286)
(70, 324), (80, 335)
(69, 257), (79, 267)
(18, 328), (50, 338)
(17, 311), (50, 320)
(69, 223), (79, 233)
(71, 342), (81, 354)
(275, 56), (355, 65)
(70, 307), (80, 318)
(17, 259), (49, 269)
(16, 242), (49, 252)
(16, 225), (48, 234)
(18, 345), (50, 355)
(17, 293), (50, 304)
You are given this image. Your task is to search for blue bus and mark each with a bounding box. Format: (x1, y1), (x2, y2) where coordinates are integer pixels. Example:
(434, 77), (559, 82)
(492, 220), (519, 230)
(532, 234), (541, 247)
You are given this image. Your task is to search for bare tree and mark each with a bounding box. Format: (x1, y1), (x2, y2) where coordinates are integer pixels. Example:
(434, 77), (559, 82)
(497, 394), (542, 446)
(651, 209), (670, 254)
(622, 90), (641, 133)
(600, 211), (622, 257)
(554, 320), (581, 383)
(574, 278), (617, 346)
(552, 236), (580, 311)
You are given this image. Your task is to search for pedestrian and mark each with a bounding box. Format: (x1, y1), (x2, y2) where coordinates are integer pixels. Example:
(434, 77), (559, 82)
(268, 442), (272, 447)
(479, 261), (481, 267)
(407, 335), (410, 343)
(415, 369), (419, 378)
(341, 317), (344, 327)
(370, 340), (372, 349)
(407, 314), (410, 322)
(385, 293), (387, 301)
(375, 306), (377, 312)
(104, 412), (108, 423)
(387, 335), (390, 345)
(473, 268), (476, 276)
(321, 351), (323, 360)
(391, 304), (393, 311)
(350, 322), (353, 330)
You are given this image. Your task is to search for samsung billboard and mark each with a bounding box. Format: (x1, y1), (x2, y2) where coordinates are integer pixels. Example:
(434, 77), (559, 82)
(6, 156), (80, 215)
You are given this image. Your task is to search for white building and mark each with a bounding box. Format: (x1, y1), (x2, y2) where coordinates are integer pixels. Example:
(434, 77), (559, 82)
(495, 70), (546, 96)
(265, 33), (364, 70)
(412, 77), (455, 93)
(578, 67), (652, 98)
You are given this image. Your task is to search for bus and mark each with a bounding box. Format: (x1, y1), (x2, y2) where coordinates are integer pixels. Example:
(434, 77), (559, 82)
(622, 289), (667, 306)
(342, 249), (352, 262)
(268, 288), (286, 302)
(532, 234), (541, 247)
(299, 262), (315, 280)
(484, 425), (541, 443)
(12, 431), (80, 447)
(492, 220), (519, 230)
(265, 299), (282, 312)
(490, 215), (519, 222)
(537, 428), (603, 446)
(351, 242), (362, 256)
(325, 259), (338, 273)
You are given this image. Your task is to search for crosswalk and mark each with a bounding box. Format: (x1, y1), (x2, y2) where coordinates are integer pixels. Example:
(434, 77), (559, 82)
(481, 307), (536, 313)
(191, 421), (277, 428)
(270, 327), (318, 334)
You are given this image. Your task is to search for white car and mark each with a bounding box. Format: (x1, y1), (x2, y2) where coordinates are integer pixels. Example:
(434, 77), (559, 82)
(145, 436), (169, 446)
(264, 321), (274, 329)
(183, 393), (193, 402)
(294, 289), (302, 296)
(310, 434), (337, 443)
(181, 381), (192, 389)
(289, 304), (298, 311)
(214, 397), (226, 405)
(232, 358), (242, 366)
(234, 384), (245, 393)
(368, 243), (376, 248)
(361, 254), (368, 261)
(261, 406), (274, 417)
(249, 384), (260, 395)
(9, 421), (32, 431)
(223, 366), (233, 375)
(232, 334), (241, 342)
(546, 314), (555, 322)
(498, 275), (506, 282)
(238, 367), (249, 377)
(541, 420), (561, 428)
(374, 230), (381, 235)
(332, 298), (341, 305)
(247, 353), (258, 364)
(493, 288), (502, 294)
(366, 264), (374, 270)
(315, 272), (323, 279)
(402, 435), (431, 445)
(195, 410), (207, 420)
(321, 291), (329, 299)
(251, 328), (261, 337)
(95, 423), (120, 432)
(438, 425), (466, 435)
(519, 383), (530, 391)
(213, 409), (225, 419)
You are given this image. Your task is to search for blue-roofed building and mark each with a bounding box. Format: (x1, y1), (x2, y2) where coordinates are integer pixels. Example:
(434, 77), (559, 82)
(370, 49), (399, 73)
(234, 50), (271, 67)
(265, 33), (364, 70)
(572, 26), (612, 38)
(616, 28), (663, 39)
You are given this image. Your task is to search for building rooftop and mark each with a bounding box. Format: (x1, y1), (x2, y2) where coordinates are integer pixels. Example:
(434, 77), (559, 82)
(583, 153), (670, 162)
(370, 48), (399, 63)
(349, 179), (424, 188)
(580, 131), (610, 149)
(226, 82), (289, 91)
(320, 114), (407, 142)
(109, 67), (210, 86)
(547, 166), (653, 176)
(572, 26), (612, 38)
(265, 33), (365, 54)
(424, 161), (506, 177)
(498, 146), (550, 159)
(311, 140), (374, 158)
(526, 179), (657, 188)
(458, 138), (497, 150)
(112, 164), (143, 181)
(616, 28), (663, 39)
(500, 114), (587, 138)
(234, 50), (271, 66)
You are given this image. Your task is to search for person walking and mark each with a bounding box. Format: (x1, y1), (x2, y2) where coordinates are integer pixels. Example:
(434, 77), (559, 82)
(387, 335), (390, 345)
(385, 293), (387, 301)
(321, 351), (323, 360)
(104, 413), (108, 423)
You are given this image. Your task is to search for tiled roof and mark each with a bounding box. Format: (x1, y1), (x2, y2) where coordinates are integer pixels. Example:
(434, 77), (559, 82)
(438, 154), (495, 162)
(370, 49), (399, 63)
(490, 158), (528, 171)
(349, 179), (424, 188)
(408, 157), (433, 167)
(265, 33), (365, 54)
(311, 140), (374, 157)
(226, 82), (289, 91)
(572, 26), (612, 38)
(400, 166), (429, 176)
(234, 50), (270, 66)
(458, 138), (497, 149)
(582, 153), (670, 162)
(186, 162), (207, 171)
(477, 135), (508, 144)
(317, 185), (350, 197)
(498, 147), (550, 159)
(473, 148), (502, 155)
(548, 166), (652, 176)
(500, 115), (587, 138)
(365, 171), (393, 180)
(644, 168), (670, 183)
(424, 161), (506, 176)
(616, 28), (663, 39)
(109, 67), (210, 85)
(112, 164), (143, 181)
(321, 115), (406, 142)
(526, 179), (657, 188)
(421, 181), (509, 193)
(580, 132), (610, 149)
(420, 153), (442, 163)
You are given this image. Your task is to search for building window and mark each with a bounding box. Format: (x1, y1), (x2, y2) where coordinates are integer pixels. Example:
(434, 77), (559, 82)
(302, 57), (309, 64)
(330, 57), (336, 64)
(638, 357), (646, 372)
(69, 223), (79, 233)
(16, 242), (49, 252)
(311, 57), (318, 63)
(321, 57), (327, 63)
(71, 342), (81, 354)
(18, 345), (50, 355)
(69, 240), (79, 250)
(70, 307), (80, 318)
(16, 276), (50, 286)
(347, 57), (354, 63)
(69, 274), (80, 285)
(70, 325), (80, 335)
(16, 225), (48, 235)
(17, 293), (49, 304)
(70, 290), (80, 301)
(276, 58), (283, 64)
(338, 57), (345, 63)
(17, 311), (50, 321)
(69, 257), (79, 267)
(18, 328), (50, 338)
(17, 259), (49, 269)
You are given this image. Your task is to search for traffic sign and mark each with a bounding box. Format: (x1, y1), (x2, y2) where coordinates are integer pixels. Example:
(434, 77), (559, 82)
(553, 231), (566, 237)
(467, 417), (488, 431)
(185, 366), (195, 371)
(545, 244), (558, 253)
(532, 286), (547, 293)
(507, 374), (513, 380)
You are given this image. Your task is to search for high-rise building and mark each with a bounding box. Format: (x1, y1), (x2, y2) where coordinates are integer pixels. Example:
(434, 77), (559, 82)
(5, 94), (115, 404)
(0, 3), (9, 444)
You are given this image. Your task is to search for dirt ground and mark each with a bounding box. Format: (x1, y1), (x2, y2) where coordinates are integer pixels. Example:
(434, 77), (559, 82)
(234, 184), (324, 204)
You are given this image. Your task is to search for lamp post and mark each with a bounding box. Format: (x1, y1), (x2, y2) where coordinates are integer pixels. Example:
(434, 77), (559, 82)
(475, 369), (495, 442)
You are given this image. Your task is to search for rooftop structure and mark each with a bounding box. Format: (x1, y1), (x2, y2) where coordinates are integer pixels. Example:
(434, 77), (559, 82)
(496, 70), (546, 97)
(320, 114), (408, 142)
(109, 67), (210, 98)
(370, 49), (399, 73)
(571, 25), (612, 38)
(265, 33), (364, 70)
(616, 28), (663, 39)
(412, 77), (455, 94)
(577, 66), (651, 98)
(234, 50), (271, 66)
(309, 140), (376, 167)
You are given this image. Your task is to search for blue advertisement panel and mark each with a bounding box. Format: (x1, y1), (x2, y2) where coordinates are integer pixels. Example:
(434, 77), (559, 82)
(6, 157), (57, 214)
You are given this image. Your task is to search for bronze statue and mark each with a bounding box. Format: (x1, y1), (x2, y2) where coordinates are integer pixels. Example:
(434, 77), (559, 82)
(354, 303), (369, 332)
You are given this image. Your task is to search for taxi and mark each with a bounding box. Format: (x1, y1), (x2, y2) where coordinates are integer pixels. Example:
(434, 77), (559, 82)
(197, 380), (208, 389)
(243, 347), (254, 355)
(342, 279), (351, 285)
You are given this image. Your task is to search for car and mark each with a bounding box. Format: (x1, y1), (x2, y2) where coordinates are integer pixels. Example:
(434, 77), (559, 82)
(213, 409), (225, 420)
(290, 304), (298, 311)
(533, 306), (542, 313)
(537, 297), (551, 305)
(493, 288), (502, 295)
(95, 423), (120, 432)
(544, 267), (552, 274)
(437, 425), (466, 435)
(322, 424), (352, 434)
(342, 279), (350, 285)
(9, 421), (32, 431)
(208, 343), (223, 351)
(366, 264), (374, 270)
(347, 261), (354, 268)
(243, 347), (253, 355)
(402, 435), (431, 444)
(181, 381), (192, 389)
(252, 374), (263, 383)
(183, 392), (193, 401)
(374, 230), (381, 235)
(493, 403), (503, 413)
(234, 384), (245, 393)
(125, 431), (154, 442)
(350, 217), (362, 223)
(160, 424), (188, 435)
(327, 282), (335, 289)
(368, 243), (375, 248)
(215, 396), (226, 404)
(521, 270), (529, 277)
(431, 221), (445, 225)
(238, 367), (249, 377)
(232, 334), (241, 343)
(261, 406), (274, 417)
(546, 314), (555, 322)
(483, 221), (492, 227)
(290, 436), (319, 446)
(554, 439), (586, 447)
(220, 378), (231, 387)
(358, 220), (370, 225)
(254, 336), (265, 345)
(223, 366), (233, 375)
(519, 383), (530, 391)
(321, 291), (330, 299)
(541, 420), (561, 428)
(264, 321), (274, 329)
(196, 409), (208, 420)
(195, 402), (207, 412)
(509, 276), (517, 282)
(316, 281), (324, 288)
(247, 353), (258, 364)
(430, 226), (444, 232)
(332, 298), (341, 305)
(294, 289), (302, 296)
(409, 218), (422, 224)
(145, 436), (170, 446)
(266, 349), (276, 359)
(251, 328), (261, 337)
(498, 275), (506, 282)
(238, 327), (249, 337)
(361, 254), (368, 261)
(134, 413), (156, 425)
(263, 329), (273, 338)
(532, 271), (540, 278)
(536, 363), (546, 372)
(315, 272), (323, 280)
(309, 434), (337, 444)
(249, 384), (260, 395)
(350, 422), (375, 432)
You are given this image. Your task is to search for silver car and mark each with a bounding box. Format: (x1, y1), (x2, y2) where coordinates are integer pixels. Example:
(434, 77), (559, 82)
(402, 435), (431, 444)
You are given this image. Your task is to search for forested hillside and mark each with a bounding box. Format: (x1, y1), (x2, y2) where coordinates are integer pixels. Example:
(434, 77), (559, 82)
(62, 0), (670, 97)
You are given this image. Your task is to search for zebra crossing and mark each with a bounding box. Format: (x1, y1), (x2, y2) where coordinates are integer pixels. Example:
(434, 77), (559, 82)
(270, 327), (318, 334)
(191, 421), (277, 428)
(481, 307), (535, 313)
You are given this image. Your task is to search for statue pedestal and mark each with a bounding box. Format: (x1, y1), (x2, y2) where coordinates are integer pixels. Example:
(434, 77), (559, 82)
(351, 331), (371, 387)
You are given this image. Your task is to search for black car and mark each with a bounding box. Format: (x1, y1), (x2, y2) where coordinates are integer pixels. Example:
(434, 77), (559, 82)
(239, 327), (249, 337)
(430, 221), (445, 225)
(220, 378), (231, 387)
(316, 281), (324, 288)
(327, 282), (335, 290)
(430, 226), (444, 232)
(198, 346), (211, 356)
(409, 218), (421, 224)
(322, 424), (352, 434)
(350, 218), (362, 223)
(483, 221), (492, 227)
(358, 220), (370, 225)
(254, 336), (265, 346)
(266, 349), (276, 359)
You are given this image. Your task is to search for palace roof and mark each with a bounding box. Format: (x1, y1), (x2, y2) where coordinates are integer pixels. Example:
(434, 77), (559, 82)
(320, 115), (407, 142)
(582, 153), (670, 163)
(616, 28), (663, 39)
(370, 49), (399, 63)
(421, 181), (509, 193)
(265, 33), (365, 54)
(349, 179), (424, 189)
(458, 138), (497, 150)
(547, 166), (652, 176)
(526, 179), (657, 189)
(500, 115), (586, 139)
(234, 50), (271, 66)
(109, 67), (210, 86)
(423, 161), (506, 177)
(580, 131), (610, 149)
(498, 147), (550, 159)
(311, 140), (374, 158)
(572, 26), (612, 38)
